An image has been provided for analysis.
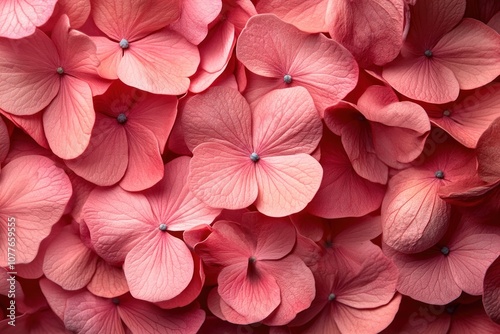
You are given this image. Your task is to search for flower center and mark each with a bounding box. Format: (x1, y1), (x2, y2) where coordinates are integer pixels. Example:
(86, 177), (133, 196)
(283, 74), (292, 84)
(435, 170), (445, 179)
(56, 67), (64, 75)
(424, 49), (433, 58)
(119, 38), (130, 49)
(443, 109), (451, 117)
(440, 246), (450, 255)
(250, 152), (260, 162)
(446, 304), (458, 314)
(328, 293), (336, 301)
(324, 240), (333, 248)
(112, 297), (120, 305)
(248, 256), (257, 264)
(117, 113), (127, 124)
(159, 223), (167, 231)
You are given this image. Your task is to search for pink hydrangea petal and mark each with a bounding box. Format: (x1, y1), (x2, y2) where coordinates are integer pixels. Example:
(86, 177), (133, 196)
(252, 87), (322, 156)
(218, 262), (281, 323)
(261, 256), (315, 326)
(167, 0), (222, 45)
(0, 112), (49, 149)
(0, 29), (59, 115)
(488, 11), (500, 33)
(0, 0), (57, 39)
(91, 0), (180, 41)
(87, 260), (129, 298)
(477, 117), (500, 183)
(43, 75), (95, 159)
(42, 0), (91, 30)
(182, 86), (253, 151)
(119, 123), (164, 191)
(39, 277), (77, 321)
(255, 154), (323, 217)
(327, 0), (405, 67)
(449, 301), (500, 333)
(118, 29), (199, 95)
(92, 36), (121, 79)
(307, 132), (385, 218)
(43, 226), (98, 290)
(125, 232), (193, 302)
(82, 187), (154, 264)
(198, 20), (235, 73)
(64, 114), (128, 186)
(0, 116), (9, 166)
(0, 156), (71, 266)
(189, 142), (258, 210)
(483, 256), (500, 324)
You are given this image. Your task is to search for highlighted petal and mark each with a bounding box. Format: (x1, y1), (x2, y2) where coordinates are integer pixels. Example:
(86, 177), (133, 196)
(87, 261), (129, 298)
(0, 0), (57, 39)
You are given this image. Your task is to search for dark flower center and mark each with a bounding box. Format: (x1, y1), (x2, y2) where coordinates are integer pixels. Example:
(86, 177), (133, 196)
(446, 304), (458, 314)
(283, 74), (292, 84)
(424, 49), (433, 58)
(250, 152), (260, 162)
(328, 293), (336, 301)
(440, 246), (450, 255)
(248, 256), (257, 264)
(435, 170), (445, 179)
(159, 223), (167, 231)
(56, 67), (64, 75)
(324, 240), (333, 248)
(117, 113), (127, 124)
(112, 297), (120, 305)
(443, 109), (451, 117)
(119, 38), (130, 49)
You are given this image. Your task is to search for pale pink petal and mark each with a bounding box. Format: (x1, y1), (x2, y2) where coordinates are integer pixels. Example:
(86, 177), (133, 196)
(198, 20), (235, 73)
(189, 142), (258, 210)
(64, 114), (128, 187)
(118, 295), (205, 334)
(218, 262), (281, 323)
(118, 29), (199, 95)
(146, 156), (221, 231)
(484, 256), (500, 324)
(87, 260), (129, 298)
(43, 226), (98, 290)
(124, 233), (193, 302)
(92, 36), (121, 79)
(327, 0), (405, 67)
(0, 156), (72, 266)
(0, 29), (59, 115)
(255, 154), (323, 217)
(39, 277), (77, 322)
(434, 19), (500, 90)
(182, 86), (253, 151)
(430, 84), (500, 148)
(91, 0), (180, 40)
(262, 256), (315, 326)
(170, 0), (223, 45)
(119, 123), (164, 191)
(252, 87), (322, 156)
(43, 75), (95, 159)
(0, 0), (57, 39)
(64, 292), (124, 334)
(256, 0), (329, 33)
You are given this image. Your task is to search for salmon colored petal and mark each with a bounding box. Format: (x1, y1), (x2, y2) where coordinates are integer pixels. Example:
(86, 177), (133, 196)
(43, 0), (91, 30)
(43, 75), (95, 159)
(170, 0), (222, 45)
(484, 256), (500, 324)
(43, 226), (98, 290)
(433, 19), (500, 90)
(477, 117), (500, 183)
(91, 0), (180, 40)
(430, 84), (500, 148)
(252, 87), (322, 156)
(182, 86), (252, 151)
(64, 115), (128, 187)
(198, 20), (235, 73)
(87, 261), (129, 298)
(92, 36), (121, 79)
(146, 156), (221, 231)
(327, 0), (404, 67)
(255, 154), (323, 217)
(0, 0), (57, 39)
(218, 262), (280, 323)
(119, 123), (164, 191)
(0, 112), (49, 149)
(118, 29), (199, 95)
(124, 233), (193, 302)
(256, 0), (329, 33)
(0, 29), (59, 115)
(189, 142), (258, 210)
(82, 187), (154, 264)
(0, 156), (71, 266)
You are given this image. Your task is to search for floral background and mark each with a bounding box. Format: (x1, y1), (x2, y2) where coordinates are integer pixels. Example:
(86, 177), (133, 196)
(0, 0), (499, 333)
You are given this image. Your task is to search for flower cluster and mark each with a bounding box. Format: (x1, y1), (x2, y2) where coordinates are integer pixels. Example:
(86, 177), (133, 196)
(0, 0), (499, 333)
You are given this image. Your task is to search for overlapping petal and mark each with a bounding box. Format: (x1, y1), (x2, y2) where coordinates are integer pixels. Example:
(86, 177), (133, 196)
(0, 0), (57, 39)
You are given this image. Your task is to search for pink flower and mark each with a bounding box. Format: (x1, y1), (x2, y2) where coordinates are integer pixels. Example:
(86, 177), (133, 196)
(82, 157), (221, 302)
(0, 0), (57, 38)
(0, 15), (110, 159)
(65, 80), (178, 191)
(182, 86), (323, 217)
(194, 212), (316, 325)
(90, 0), (200, 94)
(383, 0), (500, 103)
(236, 14), (358, 114)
